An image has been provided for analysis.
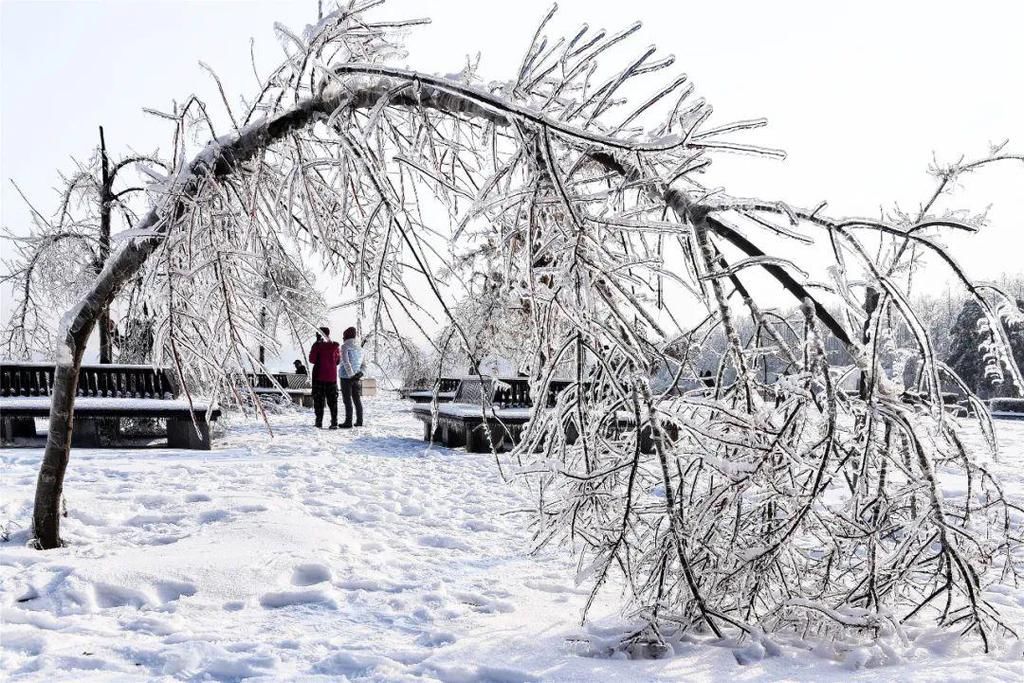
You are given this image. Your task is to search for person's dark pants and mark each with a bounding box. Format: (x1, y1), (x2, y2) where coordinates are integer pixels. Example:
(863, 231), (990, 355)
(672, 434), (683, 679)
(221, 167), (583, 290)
(340, 378), (363, 426)
(312, 380), (338, 427)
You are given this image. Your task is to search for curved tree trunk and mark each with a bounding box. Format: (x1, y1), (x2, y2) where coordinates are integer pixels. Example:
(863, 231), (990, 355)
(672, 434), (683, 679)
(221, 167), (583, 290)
(33, 67), (851, 548)
(32, 332), (91, 548)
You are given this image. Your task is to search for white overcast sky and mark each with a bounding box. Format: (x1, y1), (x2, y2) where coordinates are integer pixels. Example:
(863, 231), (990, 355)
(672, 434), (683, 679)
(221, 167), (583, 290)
(1, 0), (1023, 356)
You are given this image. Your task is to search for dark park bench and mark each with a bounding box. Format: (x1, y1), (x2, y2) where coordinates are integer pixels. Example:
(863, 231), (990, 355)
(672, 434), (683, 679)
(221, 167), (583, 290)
(988, 398), (1024, 421)
(240, 373), (376, 405)
(0, 362), (220, 449)
(241, 372), (314, 407)
(412, 376), (533, 452)
(902, 389), (973, 417)
(412, 375), (678, 454)
(404, 377), (461, 403)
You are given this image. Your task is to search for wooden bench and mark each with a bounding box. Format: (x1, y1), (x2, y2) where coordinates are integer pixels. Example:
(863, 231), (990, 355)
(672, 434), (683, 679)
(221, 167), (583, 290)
(0, 362), (220, 449)
(241, 373), (375, 405)
(989, 398), (1024, 421)
(542, 380), (679, 454)
(412, 376), (677, 454)
(405, 377), (461, 404)
(241, 372), (314, 407)
(412, 376), (533, 452)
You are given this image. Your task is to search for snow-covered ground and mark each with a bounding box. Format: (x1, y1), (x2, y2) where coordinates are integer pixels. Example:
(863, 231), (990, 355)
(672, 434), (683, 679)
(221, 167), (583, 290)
(2, 395), (1023, 681)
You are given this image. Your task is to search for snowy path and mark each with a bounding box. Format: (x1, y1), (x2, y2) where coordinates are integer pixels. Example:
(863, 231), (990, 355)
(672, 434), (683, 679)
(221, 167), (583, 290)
(2, 395), (1023, 681)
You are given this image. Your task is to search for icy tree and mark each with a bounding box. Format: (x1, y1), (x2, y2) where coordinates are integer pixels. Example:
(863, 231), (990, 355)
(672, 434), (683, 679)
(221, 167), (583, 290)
(1, 127), (162, 362)
(28, 0), (1024, 653)
(438, 279), (535, 376)
(947, 298), (1024, 398)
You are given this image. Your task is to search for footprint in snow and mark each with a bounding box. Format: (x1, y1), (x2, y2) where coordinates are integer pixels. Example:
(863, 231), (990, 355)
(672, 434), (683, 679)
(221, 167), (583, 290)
(452, 590), (516, 614)
(259, 587), (338, 609)
(91, 578), (196, 610)
(153, 579), (197, 603)
(417, 534), (471, 551)
(523, 579), (590, 596)
(120, 614), (182, 636)
(291, 563), (333, 586)
(197, 509), (232, 524)
(416, 630), (457, 647)
(134, 493), (177, 509)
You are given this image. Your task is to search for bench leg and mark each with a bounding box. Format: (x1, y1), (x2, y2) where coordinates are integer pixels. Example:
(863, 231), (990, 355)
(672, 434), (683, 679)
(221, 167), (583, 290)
(465, 423), (493, 453)
(3, 417), (37, 439)
(443, 419), (466, 448)
(71, 418), (102, 448)
(638, 426), (654, 454)
(563, 419), (579, 446)
(97, 417), (120, 443)
(422, 420), (442, 443)
(637, 424), (676, 454)
(506, 423), (522, 448)
(167, 418), (211, 450)
(290, 394), (314, 408)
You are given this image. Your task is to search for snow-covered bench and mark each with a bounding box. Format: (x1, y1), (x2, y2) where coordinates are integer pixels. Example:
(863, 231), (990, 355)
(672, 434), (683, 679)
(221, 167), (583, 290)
(410, 376), (679, 454)
(241, 372), (314, 407)
(0, 362), (220, 449)
(241, 372), (375, 405)
(412, 377), (533, 452)
(404, 377), (461, 404)
(989, 398), (1024, 421)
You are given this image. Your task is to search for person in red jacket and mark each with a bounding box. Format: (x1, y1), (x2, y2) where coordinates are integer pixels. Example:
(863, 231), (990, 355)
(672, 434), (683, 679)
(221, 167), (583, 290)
(308, 326), (341, 428)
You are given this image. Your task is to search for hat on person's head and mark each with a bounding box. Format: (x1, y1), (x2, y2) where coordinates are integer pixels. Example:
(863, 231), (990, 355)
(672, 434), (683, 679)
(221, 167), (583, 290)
(343, 327), (357, 340)
(319, 326), (331, 337)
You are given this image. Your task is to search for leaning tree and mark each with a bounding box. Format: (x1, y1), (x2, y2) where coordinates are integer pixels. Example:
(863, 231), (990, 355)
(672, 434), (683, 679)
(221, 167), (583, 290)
(28, 1), (1024, 652)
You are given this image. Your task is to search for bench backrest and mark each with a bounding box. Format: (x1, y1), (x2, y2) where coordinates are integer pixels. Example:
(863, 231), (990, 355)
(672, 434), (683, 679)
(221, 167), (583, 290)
(447, 377), (601, 408)
(0, 363), (177, 399)
(243, 372), (311, 390)
(438, 377), (460, 393)
(451, 376), (533, 408)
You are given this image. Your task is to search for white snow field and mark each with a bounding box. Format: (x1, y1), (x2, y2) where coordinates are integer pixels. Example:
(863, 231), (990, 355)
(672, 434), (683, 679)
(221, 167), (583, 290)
(2, 394), (1023, 682)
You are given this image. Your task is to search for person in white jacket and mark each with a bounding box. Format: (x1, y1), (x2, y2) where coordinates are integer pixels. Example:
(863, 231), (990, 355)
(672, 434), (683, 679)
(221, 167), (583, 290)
(338, 326), (364, 428)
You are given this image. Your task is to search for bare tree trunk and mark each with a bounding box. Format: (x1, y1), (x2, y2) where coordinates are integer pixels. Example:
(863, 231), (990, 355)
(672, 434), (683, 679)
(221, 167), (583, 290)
(98, 126), (113, 364)
(32, 324), (92, 548)
(859, 286), (880, 399)
(258, 275), (268, 365)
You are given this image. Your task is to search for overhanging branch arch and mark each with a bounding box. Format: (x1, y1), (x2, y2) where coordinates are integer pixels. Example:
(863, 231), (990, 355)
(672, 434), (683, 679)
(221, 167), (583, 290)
(31, 2), (1022, 651)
